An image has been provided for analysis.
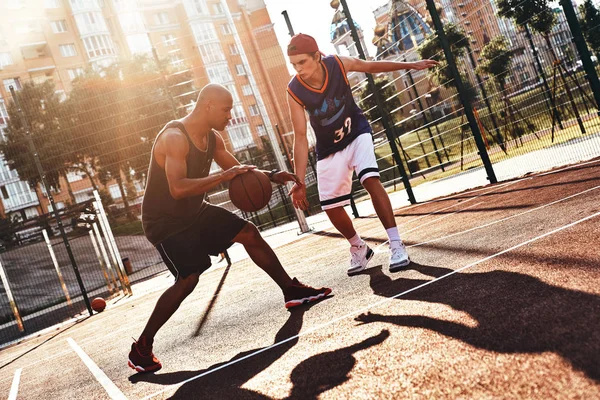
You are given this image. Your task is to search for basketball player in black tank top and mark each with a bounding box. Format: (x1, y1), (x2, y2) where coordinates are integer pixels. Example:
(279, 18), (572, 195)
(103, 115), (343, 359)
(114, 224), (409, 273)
(128, 84), (332, 373)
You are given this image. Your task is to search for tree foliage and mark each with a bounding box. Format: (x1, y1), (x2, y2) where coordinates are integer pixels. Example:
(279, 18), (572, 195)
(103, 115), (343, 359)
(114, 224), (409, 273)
(476, 36), (514, 90)
(0, 81), (72, 192)
(580, 0), (600, 56)
(496, 0), (556, 35)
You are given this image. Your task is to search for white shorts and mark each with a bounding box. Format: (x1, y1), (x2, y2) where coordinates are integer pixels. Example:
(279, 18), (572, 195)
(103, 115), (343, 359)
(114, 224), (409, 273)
(316, 133), (380, 210)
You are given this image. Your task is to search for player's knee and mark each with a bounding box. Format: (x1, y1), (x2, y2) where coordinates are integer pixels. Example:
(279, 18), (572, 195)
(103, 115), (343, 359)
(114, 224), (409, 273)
(237, 222), (261, 244)
(176, 274), (199, 294)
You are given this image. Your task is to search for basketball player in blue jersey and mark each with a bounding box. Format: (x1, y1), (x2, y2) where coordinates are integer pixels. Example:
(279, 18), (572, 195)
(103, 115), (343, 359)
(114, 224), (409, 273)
(286, 34), (438, 275)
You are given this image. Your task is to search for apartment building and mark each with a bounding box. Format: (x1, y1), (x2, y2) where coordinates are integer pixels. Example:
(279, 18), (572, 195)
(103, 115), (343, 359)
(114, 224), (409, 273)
(0, 0), (292, 220)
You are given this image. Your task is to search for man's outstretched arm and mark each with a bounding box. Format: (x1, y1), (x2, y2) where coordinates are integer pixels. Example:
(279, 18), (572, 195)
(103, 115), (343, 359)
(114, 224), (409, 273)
(339, 55), (438, 74)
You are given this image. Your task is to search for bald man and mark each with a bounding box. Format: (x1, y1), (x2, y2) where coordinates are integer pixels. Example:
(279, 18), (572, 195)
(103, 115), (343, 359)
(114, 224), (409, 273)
(129, 84), (331, 373)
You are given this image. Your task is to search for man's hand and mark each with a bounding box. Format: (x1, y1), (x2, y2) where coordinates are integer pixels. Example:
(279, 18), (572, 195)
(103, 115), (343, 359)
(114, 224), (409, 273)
(288, 182), (309, 210)
(411, 59), (439, 70)
(271, 171), (302, 185)
(220, 165), (256, 181)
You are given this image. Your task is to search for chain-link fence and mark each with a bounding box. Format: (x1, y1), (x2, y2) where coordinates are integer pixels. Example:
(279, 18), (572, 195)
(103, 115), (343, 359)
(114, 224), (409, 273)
(0, 0), (599, 345)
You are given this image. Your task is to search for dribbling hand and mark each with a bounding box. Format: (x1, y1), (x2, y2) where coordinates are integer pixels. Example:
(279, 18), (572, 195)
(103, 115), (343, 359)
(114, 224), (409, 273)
(221, 165), (256, 181)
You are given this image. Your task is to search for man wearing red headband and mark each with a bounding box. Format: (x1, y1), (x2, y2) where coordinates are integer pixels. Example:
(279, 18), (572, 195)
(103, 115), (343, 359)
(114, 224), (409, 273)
(286, 33), (437, 275)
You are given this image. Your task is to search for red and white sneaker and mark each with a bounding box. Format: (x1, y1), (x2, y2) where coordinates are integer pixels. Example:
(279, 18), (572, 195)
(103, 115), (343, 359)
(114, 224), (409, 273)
(128, 336), (162, 373)
(284, 278), (332, 309)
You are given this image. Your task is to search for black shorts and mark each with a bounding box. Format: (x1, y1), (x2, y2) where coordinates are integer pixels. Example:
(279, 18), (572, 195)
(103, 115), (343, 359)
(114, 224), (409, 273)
(156, 204), (247, 280)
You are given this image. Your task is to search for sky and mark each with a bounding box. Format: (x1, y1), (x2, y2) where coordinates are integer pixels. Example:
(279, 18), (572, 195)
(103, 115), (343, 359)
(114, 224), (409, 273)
(262, 0), (382, 74)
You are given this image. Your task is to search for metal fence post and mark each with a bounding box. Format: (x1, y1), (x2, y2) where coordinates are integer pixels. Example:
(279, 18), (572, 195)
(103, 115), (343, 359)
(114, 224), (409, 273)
(339, 0), (417, 204)
(9, 86), (93, 316)
(424, 1), (497, 184)
(560, 0), (600, 115)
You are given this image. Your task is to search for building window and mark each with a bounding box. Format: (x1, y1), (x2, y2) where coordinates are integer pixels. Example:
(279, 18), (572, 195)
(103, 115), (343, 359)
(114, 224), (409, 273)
(67, 68), (85, 80)
(212, 3), (224, 14)
(193, 0), (208, 15)
(125, 33), (152, 55)
(0, 99), (9, 126)
(59, 44), (77, 57)
(169, 52), (184, 67)
(82, 35), (115, 58)
(227, 125), (254, 151)
(74, 12), (107, 35)
(0, 53), (13, 68)
(224, 84), (239, 102)
(249, 104), (259, 116)
(3, 78), (22, 93)
(221, 24), (232, 35)
(235, 64), (245, 75)
(229, 43), (238, 55)
(50, 20), (68, 33)
(45, 0), (60, 8)
(161, 34), (176, 47)
(230, 104), (247, 125)
(191, 22), (217, 43)
(257, 124), (266, 136)
(154, 12), (169, 25)
(200, 42), (225, 63)
(242, 84), (252, 96)
(206, 64), (233, 84)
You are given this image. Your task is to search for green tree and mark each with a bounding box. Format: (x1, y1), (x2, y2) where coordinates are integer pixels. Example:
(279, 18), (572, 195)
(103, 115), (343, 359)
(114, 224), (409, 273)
(418, 23), (478, 104)
(580, 0), (600, 56)
(497, 0), (558, 60)
(0, 81), (77, 204)
(477, 36), (525, 142)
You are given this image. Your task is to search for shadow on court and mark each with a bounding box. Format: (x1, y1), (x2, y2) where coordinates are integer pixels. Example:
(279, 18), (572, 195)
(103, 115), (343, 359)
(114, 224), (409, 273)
(355, 263), (600, 381)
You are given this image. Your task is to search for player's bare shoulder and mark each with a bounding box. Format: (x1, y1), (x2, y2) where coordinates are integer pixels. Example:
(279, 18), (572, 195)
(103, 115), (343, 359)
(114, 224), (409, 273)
(154, 127), (189, 167)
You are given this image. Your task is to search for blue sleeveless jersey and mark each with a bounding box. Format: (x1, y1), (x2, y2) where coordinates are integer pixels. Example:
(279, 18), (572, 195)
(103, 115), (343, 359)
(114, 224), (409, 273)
(287, 55), (372, 160)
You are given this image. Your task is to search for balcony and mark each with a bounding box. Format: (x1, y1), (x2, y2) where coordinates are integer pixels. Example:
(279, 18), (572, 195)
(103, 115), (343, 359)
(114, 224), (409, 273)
(69, 0), (102, 13)
(20, 42), (50, 60)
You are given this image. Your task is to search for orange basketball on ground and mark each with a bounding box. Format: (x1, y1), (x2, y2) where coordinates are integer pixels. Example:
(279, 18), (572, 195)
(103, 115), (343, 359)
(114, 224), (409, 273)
(91, 297), (106, 312)
(229, 170), (272, 212)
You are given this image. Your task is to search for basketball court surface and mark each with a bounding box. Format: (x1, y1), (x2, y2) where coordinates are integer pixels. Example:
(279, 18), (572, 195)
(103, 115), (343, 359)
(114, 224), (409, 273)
(0, 158), (599, 399)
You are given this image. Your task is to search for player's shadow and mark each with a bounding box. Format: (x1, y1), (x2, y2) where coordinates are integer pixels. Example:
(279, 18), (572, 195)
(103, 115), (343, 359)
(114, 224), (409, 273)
(285, 329), (389, 400)
(355, 263), (600, 381)
(130, 299), (326, 399)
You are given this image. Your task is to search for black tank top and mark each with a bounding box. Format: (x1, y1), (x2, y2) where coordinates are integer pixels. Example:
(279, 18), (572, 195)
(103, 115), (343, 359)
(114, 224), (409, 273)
(142, 121), (216, 245)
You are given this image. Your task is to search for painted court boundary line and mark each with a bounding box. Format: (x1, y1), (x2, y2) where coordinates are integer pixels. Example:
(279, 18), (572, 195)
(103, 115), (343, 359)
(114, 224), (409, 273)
(143, 210), (600, 400)
(408, 184), (600, 248)
(67, 338), (128, 400)
(8, 368), (21, 400)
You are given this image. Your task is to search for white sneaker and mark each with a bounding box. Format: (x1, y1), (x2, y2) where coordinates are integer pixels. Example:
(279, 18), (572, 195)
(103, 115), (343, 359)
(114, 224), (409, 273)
(348, 242), (374, 276)
(389, 240), (410, 272)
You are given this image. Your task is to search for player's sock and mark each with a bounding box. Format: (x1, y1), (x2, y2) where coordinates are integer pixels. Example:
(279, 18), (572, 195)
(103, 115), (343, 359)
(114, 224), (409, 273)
(348, 233), (364, 247)
(386, 227), (401, 243)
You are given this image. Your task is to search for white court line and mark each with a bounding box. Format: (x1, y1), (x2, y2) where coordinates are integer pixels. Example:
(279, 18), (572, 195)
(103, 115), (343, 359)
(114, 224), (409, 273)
(398, 180), (522, 228)
(143, 210), (600, 400)
(408, 184), (600, 248)
(538, 158), (600, 176)
(67, 338), (127, 400)
(8, 368), (21, 400)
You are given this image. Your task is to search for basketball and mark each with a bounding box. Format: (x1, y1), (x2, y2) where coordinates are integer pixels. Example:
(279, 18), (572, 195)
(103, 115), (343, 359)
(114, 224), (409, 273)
(229, 170), (272, 212)
(91, 297), (106, 312)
